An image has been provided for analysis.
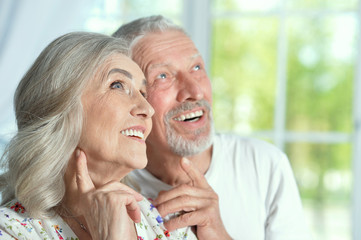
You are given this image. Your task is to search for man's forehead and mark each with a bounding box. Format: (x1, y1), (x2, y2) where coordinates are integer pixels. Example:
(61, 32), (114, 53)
(148, 53), (201, 70)
(136, 30), (195, 53)
(132, 30), (202, 73)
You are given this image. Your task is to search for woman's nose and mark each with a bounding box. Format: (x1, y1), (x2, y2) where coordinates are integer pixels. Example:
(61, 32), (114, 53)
(131, 93), (155, 118)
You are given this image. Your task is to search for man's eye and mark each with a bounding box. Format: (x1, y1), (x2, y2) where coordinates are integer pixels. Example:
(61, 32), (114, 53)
(110, 81), (124, 89)
(193, 65), (201, 71)
(157, 73), (167, 79)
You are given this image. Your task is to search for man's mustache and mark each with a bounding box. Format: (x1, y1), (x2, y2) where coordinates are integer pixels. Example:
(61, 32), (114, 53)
(164, 99), (211, 122)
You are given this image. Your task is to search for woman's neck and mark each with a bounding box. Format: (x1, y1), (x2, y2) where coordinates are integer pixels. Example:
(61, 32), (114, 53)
(60, 160), (137, 239)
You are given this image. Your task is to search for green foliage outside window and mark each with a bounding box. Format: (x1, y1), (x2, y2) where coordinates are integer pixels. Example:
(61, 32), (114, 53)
(210, 1), (357, 239)
(211, 18), (278, 133)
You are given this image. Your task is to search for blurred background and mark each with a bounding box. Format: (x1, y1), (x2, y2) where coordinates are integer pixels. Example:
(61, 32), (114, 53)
(0, 0), (359, 239)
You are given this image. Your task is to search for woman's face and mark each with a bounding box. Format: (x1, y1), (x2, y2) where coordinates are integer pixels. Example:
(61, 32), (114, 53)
(78, 54), (154, 184)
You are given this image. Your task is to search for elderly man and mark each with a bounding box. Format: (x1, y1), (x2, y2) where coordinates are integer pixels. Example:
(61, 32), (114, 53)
(112, 15), (310, 239)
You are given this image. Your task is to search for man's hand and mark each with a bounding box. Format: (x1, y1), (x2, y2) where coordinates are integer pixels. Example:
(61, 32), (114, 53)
(153, 157), (232, 239)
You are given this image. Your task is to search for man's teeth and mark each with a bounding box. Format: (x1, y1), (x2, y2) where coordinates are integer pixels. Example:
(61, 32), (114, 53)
(174, 110), (203, 121)
(121, 129), (144, 139)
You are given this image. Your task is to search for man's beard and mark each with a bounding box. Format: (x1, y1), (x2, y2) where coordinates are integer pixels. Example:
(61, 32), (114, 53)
(164, 100), (214, 157)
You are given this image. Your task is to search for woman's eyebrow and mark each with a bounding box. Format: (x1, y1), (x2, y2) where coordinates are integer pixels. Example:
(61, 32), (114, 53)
(107, 68), (133, 80)
(107, 68), (147, 88)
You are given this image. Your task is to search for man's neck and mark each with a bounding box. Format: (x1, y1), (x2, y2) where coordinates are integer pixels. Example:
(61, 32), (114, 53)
(145, 145), (213, 186)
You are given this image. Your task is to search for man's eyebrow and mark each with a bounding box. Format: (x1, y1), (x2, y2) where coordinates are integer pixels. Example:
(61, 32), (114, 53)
(190, 53), (201, 60)
(107, 68), (133, 80)
(149, 53), (201, 70)
(149, 62), (170, 70)
(148, 53), (201, 71)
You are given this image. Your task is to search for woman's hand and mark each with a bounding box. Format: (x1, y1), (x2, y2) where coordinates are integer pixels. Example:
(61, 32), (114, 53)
(75, 149), (143, 240)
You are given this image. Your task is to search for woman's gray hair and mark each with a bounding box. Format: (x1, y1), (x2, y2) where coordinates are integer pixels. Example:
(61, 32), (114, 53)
(0, 32), (129, 218)
(112, 15), (187, 56)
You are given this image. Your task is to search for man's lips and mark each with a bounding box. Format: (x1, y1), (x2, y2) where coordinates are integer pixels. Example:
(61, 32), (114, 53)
(173, 109), (204, 122)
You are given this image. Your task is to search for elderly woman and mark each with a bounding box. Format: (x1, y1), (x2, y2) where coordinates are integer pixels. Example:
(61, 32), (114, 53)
(0, 32), (197, 240)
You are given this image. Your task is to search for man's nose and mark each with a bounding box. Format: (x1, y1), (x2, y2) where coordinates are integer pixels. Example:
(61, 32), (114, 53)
(176, 72), (204, 102)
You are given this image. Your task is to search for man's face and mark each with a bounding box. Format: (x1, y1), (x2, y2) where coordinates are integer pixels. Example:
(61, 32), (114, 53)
(132, 30), (214, 156)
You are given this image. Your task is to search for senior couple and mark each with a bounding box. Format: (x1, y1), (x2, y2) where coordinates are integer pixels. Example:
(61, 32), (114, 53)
(0, 15), (311, 239)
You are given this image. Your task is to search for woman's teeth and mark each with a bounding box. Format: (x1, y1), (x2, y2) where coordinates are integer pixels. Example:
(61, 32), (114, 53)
(121, 129), (144, 139)
(174, 110), (203, 122)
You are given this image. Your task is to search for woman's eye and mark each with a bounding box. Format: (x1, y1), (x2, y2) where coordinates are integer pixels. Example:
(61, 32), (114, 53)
(110, 81), (124, 89)
(140, 91), (147, 98)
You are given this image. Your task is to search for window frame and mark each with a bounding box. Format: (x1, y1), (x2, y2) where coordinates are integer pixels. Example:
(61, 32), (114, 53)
(352, 2), (361, 239)
(183, 0), (361, 239)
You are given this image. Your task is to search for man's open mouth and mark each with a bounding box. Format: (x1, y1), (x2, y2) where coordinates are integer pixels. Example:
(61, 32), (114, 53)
(173, 110), (203, 122)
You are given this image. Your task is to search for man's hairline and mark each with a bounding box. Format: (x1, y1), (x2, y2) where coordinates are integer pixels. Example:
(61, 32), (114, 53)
(128, 28), (189, 60)
(129, 31), (201, 71)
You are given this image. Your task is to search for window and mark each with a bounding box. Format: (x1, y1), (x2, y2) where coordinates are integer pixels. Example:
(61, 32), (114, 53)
(208, 0), (359, 239)
(82, 0), (183, 34)
(0, 0), (359, 239)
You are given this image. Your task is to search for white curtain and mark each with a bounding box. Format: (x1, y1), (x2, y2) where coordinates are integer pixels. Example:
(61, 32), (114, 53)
(0, 0), (98, 146)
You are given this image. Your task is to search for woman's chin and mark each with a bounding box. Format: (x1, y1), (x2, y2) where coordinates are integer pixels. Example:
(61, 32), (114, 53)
(136, 156), (148, 170)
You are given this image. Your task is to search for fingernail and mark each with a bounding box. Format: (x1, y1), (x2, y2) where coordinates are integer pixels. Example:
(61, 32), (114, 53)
(75, 149), (80, 158)
(156, 215), (164, 224)
(136, 193), (143, 201)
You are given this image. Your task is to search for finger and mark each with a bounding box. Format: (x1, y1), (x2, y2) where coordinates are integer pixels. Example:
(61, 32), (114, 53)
(98, 180), (144, 202)
(180, 157), (210, 188)
(123, 194), (141, 223)
(156, 196), (197, 217)
(115, 182), (143, 202)
(156, 195), (215, 217)
(75, 149), (95, 194)
(154, 184), (212, 206)
(163, 209), (207, 231)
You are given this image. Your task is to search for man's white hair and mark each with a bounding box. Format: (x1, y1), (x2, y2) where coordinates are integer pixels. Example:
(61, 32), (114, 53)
(112, 15), (187, 57)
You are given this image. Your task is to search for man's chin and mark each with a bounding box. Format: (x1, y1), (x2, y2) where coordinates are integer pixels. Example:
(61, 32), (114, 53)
(166, 128), (214, 157)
